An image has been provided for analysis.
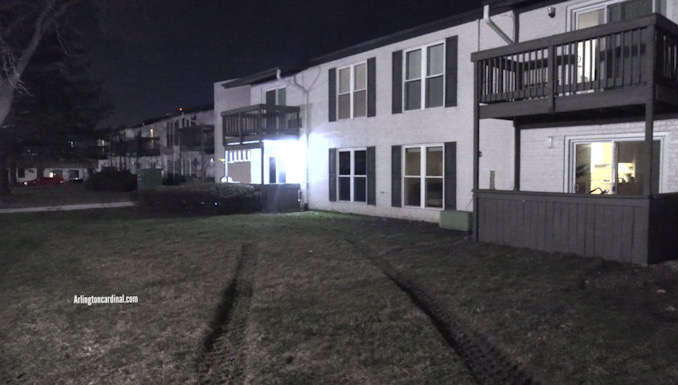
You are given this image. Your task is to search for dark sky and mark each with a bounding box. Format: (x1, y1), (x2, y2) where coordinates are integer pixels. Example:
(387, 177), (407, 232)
(83, 1), (479, 128)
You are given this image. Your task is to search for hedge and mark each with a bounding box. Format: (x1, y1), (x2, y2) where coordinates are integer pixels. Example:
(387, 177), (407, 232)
(136, 183), (262, 215)
(86, 170), (137, 192)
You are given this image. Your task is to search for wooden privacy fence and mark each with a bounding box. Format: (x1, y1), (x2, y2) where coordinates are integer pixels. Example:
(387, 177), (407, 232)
(476, 190), (665, 264)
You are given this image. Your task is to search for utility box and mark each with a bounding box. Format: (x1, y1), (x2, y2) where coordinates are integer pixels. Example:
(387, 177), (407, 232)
(439, 210), (472, 232)
(137, 168), (163, 189)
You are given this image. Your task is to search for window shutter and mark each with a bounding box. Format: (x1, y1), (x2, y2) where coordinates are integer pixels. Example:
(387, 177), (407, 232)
(444, 36), (458, 108)
(444, 142), (457, 210)
(328, 68), (337, 122)
(329, 148), (337, 201)
(367, 146), (376, 205)
(367, 58), (376, 117)
(392, 51), (403, 114)
(391, 145), (402, 207)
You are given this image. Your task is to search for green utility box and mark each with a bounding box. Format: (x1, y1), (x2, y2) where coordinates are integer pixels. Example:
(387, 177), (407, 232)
(137, 168), (163, 189)
(439, 210), (472, 232)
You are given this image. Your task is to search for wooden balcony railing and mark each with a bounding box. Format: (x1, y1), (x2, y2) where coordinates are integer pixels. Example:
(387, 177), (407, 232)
(222, 104), (301, 144)
(471, 14), (678, 117)
(179, 125), (215, 153)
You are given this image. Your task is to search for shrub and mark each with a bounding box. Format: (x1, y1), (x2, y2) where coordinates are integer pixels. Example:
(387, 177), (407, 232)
(162, 173), (186, 186)
(86, 170), (137, 192)
(137, 183), (262, 215)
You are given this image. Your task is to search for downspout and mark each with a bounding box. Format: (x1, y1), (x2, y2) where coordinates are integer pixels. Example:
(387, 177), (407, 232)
(277, 68), (310, 209)
(483, 5), (514, 45)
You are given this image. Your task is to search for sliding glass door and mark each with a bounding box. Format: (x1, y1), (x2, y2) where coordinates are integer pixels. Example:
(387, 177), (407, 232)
(573, 139), (660, 195)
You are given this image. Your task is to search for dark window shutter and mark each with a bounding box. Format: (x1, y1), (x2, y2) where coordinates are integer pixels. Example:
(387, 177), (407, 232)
(445, 36), (458, 108)
(367, 58), (376, 117)
(328, 68), (337, 122)
(367, 146), (376, 205)
(444, 142), (457, 210)
(392, 51), (403, 114)
(329, 148), (337, 201)
(391, 145), (402, 207)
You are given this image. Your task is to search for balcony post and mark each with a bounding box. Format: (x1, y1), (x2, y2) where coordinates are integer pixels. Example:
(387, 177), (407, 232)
(644, 24), (657, 195)
(473, 60), (481, 241)
(548, 44), (556, 112)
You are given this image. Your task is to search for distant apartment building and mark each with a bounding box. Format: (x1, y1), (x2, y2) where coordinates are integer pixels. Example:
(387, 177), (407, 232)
(99, 105), (216, 181)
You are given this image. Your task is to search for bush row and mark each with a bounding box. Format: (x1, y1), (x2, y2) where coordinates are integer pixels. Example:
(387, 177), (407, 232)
(85, 170), (137, 192)
(136, 183), (263, 215)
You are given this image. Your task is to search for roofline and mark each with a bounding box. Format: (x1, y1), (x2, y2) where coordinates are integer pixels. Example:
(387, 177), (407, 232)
(219, 1), (570, 87)
(128, 103), (214, 129)
(221, 67), (302, 89)
(307, 8), (483, 66)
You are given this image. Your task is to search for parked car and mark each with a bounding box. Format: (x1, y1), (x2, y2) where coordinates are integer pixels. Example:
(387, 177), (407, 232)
(24, 176), (65, 186)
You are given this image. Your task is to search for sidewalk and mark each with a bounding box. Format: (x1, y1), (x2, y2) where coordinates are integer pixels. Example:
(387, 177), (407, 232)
(0, 201), (134, 213)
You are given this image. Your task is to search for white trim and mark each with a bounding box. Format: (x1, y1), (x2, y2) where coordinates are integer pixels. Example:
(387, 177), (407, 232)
(568, 0), (664, 31)
(403, 40), (446, 111)
(336, 148), (368, 203)
(336, 61), (367, 120)
(402, 143), (445, 209)
(566, 133), (666, 193)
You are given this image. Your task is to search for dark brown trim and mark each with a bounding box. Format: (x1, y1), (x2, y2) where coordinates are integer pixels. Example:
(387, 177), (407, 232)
(367, 58), (377, 117)
(329, 148), (337, 202)
(328, 68), (337, 122)
(444, 36), (458, 108)
(392, 50), (403, 114)
(391, 145), (402, 207)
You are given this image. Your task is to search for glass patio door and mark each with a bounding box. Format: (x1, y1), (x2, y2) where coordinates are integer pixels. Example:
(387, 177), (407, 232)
(574, 140), (660, 195)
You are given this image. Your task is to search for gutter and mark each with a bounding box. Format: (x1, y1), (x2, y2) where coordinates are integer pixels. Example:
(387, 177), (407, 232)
(483, 4), (514, 44)
(276, 69), (311, 208)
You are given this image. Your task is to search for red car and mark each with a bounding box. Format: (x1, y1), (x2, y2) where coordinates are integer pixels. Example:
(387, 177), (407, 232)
(24, 176), (65, 186)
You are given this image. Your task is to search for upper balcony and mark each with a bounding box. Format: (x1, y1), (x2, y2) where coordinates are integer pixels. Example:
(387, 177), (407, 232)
(179, 125), (214, 154)
(471, 14), (678, 123)
(221, 104), (301, 145)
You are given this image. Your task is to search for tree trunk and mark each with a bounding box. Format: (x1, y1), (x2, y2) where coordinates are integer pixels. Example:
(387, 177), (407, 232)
(0, 81), (14, 196)
(9, 156), (17, 185)
(0, 153), (10, 196)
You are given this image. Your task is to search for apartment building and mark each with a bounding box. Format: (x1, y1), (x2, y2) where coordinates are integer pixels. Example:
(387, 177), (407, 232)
(100, 106), (216, 181)
(214, 0), (678, 264)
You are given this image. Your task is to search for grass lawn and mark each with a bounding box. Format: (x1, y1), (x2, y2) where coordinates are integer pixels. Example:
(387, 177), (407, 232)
(1, 208), (677, 384)
(0, 184), (132, 208)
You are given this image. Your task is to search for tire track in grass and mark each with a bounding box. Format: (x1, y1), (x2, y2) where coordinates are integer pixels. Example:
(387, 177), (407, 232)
(196, 243), (257, 385)
(347, 239), (543, 385)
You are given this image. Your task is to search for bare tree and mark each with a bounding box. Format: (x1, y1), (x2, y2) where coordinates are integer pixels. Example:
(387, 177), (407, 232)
(0, 0), (88, 195)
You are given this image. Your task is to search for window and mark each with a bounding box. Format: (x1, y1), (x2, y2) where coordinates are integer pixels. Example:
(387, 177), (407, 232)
(338, 149), (367, 202)
(265, 87), (286, 105)
(403, 145), (443, 208)
(571, 0), (660, 30)
(17, 168), (25, 178)
(68, 170), (80, 180)
(337, 63), (367, 119)
(404, 43), (444, 110)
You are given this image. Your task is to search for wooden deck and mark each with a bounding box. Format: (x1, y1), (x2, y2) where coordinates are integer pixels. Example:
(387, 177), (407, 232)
(471, 14), (678, 121)
(221, 104), (301, 144)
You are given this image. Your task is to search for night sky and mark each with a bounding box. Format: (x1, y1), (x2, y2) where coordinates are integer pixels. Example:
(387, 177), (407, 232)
(82, 1), (479, 128)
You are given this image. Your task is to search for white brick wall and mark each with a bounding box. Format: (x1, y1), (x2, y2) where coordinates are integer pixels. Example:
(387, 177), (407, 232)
(521, 119), (678, 194)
